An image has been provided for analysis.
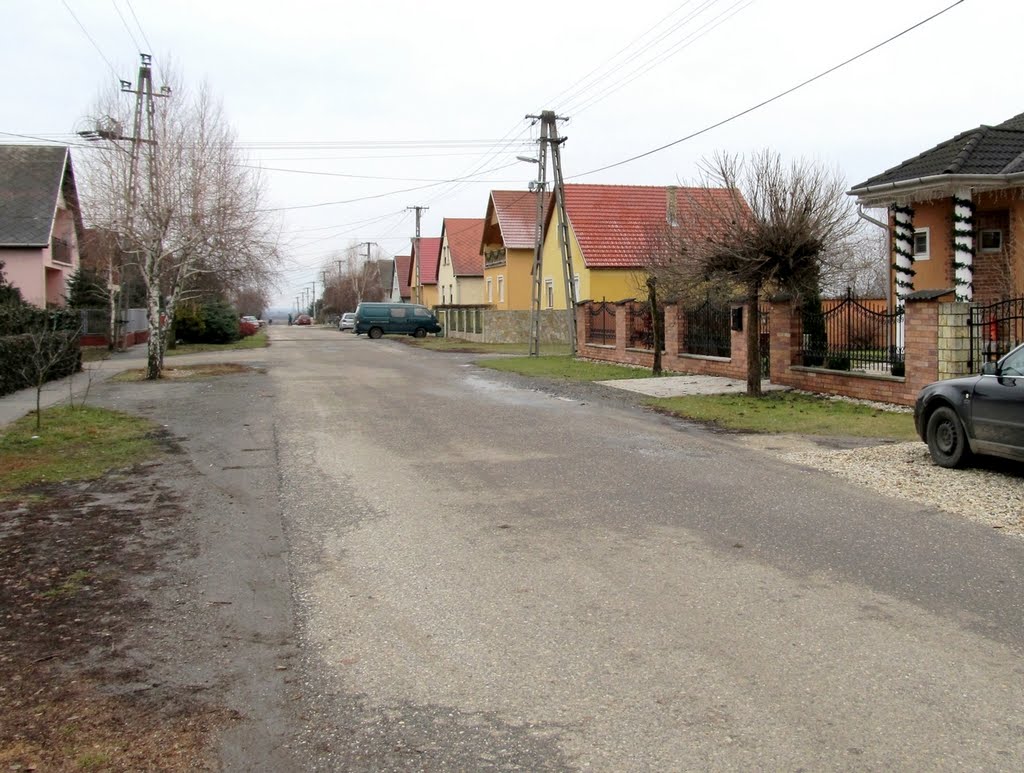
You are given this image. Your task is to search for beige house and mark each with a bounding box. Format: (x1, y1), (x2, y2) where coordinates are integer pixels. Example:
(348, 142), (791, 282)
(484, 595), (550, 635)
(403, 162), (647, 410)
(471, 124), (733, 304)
(436, 218), (485, 305)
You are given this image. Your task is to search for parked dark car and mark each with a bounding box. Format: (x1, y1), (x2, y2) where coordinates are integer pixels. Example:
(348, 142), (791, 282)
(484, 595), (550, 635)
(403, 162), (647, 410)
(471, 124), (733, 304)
(914, 342), (1024, 467)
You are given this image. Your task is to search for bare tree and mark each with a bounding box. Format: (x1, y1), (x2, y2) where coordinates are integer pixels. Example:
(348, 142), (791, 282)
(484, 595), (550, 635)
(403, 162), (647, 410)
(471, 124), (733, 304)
(78, 66), (281, 379)
(819, 213), (889, 298)
(683, 151), (856, 396)
(321, 242), (387, 316)
(16, 314), (82, 433)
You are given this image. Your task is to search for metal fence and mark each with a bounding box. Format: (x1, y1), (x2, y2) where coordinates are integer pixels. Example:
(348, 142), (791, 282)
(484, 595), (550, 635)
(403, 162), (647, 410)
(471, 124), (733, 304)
(759, 302), (771, 378)
(627, 302), (664, 350)
(586, 301), (616, 345)
(969, 296), (1024, 371)
(798, 290), (904, 374)
(682, 299), (731, 357)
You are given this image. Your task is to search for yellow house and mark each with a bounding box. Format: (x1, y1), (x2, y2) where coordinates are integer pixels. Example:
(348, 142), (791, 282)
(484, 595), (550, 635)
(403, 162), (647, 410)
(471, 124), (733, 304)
(539, 184), (727, 309)
(437, 218), (485, 304)
(480, 190), (550, 310)
(408, 236), (441, 308)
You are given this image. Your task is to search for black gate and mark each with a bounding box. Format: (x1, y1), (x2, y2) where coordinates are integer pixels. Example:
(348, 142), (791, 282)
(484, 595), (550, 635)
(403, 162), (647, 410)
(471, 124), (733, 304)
(968, 297), (1024, 371)
(758, 303), (771, 378)
(586, 302), (615, 345)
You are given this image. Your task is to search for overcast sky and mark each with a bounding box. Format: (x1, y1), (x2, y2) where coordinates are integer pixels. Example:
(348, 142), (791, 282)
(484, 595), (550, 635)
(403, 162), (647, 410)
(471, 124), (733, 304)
(3, 0), (1021, 309)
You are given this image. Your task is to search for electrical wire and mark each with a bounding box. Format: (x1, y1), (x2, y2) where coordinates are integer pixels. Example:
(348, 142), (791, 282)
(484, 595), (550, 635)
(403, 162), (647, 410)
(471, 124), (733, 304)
(124, 0), (155, 53)
(111, 0), (142, 52)
(569, 0), (966, 180)
(60, 0), (122, 83)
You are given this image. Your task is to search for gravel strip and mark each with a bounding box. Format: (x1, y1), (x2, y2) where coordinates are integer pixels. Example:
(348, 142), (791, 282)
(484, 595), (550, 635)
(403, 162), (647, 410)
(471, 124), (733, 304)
(775, 441), (1024, 537)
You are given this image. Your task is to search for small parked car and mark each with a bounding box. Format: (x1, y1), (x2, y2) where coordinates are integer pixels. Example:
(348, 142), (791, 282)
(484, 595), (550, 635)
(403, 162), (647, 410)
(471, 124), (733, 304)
(338, 312), (355, 332)
(295, 314), (312, 326)
(914, 342), (1024, 467)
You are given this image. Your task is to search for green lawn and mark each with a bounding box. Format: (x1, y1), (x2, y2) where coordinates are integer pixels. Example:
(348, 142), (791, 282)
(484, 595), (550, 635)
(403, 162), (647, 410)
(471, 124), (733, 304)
(646, 391), (917, 439)
(165, 330), (268, 356)
(476, 354), (656, 380)
(0, 406), (160, 495)
(404, 338), (572, 356)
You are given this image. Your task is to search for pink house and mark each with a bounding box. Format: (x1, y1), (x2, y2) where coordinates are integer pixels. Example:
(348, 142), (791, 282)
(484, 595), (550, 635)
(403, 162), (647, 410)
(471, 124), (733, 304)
(0, 145), (83, 307)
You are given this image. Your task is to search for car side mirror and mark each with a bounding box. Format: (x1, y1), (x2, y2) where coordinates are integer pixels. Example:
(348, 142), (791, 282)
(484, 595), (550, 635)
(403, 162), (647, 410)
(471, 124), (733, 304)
(981, 361), (999, 376)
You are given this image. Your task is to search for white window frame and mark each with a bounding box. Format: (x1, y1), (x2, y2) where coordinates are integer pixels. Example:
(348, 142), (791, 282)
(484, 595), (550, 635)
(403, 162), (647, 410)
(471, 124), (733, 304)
(545, 278), (554, 309)
(913, 227), (930, 260)
(497, 275), (505, 303)
(486, 278), (493, 303)
(573, 274), (580, 301)
(979, 228), (1003, 252)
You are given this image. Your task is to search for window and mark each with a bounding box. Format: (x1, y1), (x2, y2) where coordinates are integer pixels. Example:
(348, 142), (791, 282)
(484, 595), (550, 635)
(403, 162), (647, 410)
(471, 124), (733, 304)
(913, 228), (930, 259)
(389, 307), (407, 318)
(980, 229), (1003, 252)
(486, 278), (493, 303)
(545, 278), (554, 309)
(573, 274), (580, 301)
(497, 275), (505, 303)
(413, 307), (430, 317)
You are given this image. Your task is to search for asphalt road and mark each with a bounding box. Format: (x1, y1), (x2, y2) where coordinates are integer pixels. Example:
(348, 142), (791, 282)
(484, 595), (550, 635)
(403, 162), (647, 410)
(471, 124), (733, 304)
(269, 325), (1024, 770)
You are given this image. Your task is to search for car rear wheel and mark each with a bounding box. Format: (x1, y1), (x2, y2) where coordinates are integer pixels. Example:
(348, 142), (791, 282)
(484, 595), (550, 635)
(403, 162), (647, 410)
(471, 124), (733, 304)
(926, 405), (971, 468)
(368, 327), (383, 340)
(413, 327), (427, 338)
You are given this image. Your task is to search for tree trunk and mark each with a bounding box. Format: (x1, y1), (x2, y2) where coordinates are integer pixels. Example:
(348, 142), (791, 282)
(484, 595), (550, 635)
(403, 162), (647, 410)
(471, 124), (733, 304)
(746, 282), (762, 397)
(145, 259), (162, 380)
(647, 276), (662, 376)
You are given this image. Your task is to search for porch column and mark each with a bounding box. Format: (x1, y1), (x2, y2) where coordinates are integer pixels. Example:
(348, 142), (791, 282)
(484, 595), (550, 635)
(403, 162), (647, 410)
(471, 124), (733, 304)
(892, 204), (916, 310)
(952, 188), (975, 301)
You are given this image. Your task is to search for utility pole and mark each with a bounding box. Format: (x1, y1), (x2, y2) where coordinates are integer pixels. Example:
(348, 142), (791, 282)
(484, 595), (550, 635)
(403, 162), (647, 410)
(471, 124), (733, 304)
(525, 110), (576, 355)
(407, 206), (428, 304)
(357, 241), (377, 303)
(309, 280), (317, 320)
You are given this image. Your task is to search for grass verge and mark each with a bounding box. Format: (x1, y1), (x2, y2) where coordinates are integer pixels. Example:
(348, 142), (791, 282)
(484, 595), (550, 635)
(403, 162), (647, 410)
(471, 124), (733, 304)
(165, 330), (268, 356)
(403, 337), (572, 355)
(0, 406), (160, 495)
(646, 391), (917, 439)
(80, 346), (112, 363)
(477, 354), (656, 380)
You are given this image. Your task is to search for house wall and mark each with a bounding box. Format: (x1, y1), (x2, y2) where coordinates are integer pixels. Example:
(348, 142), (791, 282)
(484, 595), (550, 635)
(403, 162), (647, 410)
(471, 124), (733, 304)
(2, 248), (47, 306)
(421, 284), (438, 309)
(482, 247), (533, 310)
(891, 188), (1024, 303)
(539, 216), (646, 310)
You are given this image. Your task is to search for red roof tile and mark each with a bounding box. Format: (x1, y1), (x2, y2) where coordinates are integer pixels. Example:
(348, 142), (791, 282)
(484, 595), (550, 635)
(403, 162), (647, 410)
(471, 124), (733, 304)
(411, 236), (441, 286)
(394, 255), (411, 298)
(556, 184), (739, 269)
(442, 218), (485, 276)
(487, 189), (550, 250)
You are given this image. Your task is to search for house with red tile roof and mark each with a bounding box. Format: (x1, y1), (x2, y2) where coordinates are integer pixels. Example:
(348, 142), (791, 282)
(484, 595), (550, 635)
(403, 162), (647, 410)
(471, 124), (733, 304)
(409, 236), (441, 307)
(538, 183), (738, 309)
(392, 254), (411, 302)
(437, 218), (485, 305)
(480, 189), (550, 310)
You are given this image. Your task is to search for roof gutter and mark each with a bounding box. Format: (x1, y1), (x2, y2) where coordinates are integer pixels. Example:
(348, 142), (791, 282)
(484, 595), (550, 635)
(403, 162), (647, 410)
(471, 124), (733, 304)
(847, 172), (1024, 204)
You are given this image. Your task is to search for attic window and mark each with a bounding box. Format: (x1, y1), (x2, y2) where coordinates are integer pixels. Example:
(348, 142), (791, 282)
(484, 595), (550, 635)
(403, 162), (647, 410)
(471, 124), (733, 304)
(980, 229), (1003, 252)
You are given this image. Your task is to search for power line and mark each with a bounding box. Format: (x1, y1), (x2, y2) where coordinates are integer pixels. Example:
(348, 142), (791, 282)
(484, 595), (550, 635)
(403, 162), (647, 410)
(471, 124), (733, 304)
(60, 0), (122, 83)
(124, 0), (155, 53)
(570, 0), (966, 180)
(111, 0), (142, 52)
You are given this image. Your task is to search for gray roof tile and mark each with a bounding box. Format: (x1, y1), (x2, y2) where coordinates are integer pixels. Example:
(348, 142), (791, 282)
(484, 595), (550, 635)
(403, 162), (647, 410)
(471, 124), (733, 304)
(0, 145), (69, 247)
(852, 112), (1024, 190)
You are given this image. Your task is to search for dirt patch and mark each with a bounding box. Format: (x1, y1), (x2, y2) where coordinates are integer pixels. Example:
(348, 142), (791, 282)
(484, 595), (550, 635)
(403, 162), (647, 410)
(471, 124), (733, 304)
(113, 363), (261, 382)
(0, 458), (234, 770)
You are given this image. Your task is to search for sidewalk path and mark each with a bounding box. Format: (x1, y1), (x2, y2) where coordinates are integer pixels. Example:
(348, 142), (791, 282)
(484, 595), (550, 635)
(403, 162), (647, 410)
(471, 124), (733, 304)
(0, 343), (268, 428)
(597, 374), (788, 398)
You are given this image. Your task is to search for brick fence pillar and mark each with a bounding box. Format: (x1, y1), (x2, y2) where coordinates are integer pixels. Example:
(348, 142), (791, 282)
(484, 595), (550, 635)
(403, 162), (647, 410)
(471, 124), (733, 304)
(664, 304), (679, 357)
(937, 301), (971, 379)
(614, 302), (629, 356)
(576, 302), (588, 349)
(904, 298), (939, 394)
(769, 299), (797, 383)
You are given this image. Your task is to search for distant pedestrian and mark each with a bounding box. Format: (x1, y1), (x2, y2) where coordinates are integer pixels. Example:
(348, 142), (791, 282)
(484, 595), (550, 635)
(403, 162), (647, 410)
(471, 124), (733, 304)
(287, 313), (293, 326)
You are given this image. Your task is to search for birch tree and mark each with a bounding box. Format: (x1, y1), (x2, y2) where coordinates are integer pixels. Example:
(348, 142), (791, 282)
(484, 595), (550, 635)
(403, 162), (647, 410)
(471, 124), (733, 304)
(79, 68), (280, 379)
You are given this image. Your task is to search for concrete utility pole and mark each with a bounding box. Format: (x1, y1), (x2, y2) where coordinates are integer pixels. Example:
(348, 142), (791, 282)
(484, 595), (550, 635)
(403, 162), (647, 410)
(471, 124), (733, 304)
(357, 241), (378, 303)
(525, 110), (576, 356)
(407, 206), (428, 304)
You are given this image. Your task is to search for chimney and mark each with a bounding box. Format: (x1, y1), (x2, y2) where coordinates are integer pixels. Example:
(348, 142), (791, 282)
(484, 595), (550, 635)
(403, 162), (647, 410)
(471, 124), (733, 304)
(666, 186), (679, 227)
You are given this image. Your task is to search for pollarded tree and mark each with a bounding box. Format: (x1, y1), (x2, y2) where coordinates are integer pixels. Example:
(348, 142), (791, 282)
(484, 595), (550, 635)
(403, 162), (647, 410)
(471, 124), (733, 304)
(686, 151), (856, 396)
(78, 64), (281, 379)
